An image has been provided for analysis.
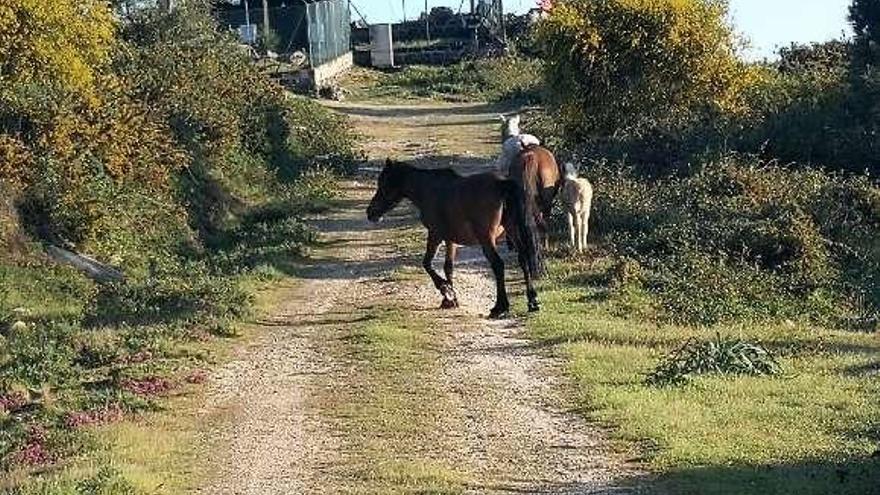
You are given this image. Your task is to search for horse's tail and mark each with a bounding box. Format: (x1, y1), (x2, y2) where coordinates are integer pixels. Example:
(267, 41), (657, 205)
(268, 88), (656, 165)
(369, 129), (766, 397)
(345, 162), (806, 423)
(501, 180), (542, 279)
(517, 150), (547, 277)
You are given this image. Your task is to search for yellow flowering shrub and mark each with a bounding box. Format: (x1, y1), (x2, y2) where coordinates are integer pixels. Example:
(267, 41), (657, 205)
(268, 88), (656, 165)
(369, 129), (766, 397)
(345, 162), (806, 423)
(535, 0), (753, 137)
(1, 3), (355, 273)
(0, 0), (115, 96)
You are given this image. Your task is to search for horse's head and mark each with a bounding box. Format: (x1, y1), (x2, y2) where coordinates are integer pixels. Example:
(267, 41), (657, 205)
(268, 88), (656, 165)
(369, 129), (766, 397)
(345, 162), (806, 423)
(367, 159), (408, 222)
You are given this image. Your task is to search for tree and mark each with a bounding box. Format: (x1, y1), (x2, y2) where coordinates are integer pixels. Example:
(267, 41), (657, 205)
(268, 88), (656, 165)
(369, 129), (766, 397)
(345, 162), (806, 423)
(534, 0), (752, 138)
(850, 0), (880, 45)
(850, 0), (880, 64)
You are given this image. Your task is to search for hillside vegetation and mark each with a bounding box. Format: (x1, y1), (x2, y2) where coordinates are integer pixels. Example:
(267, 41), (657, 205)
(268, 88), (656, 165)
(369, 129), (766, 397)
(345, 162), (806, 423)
(0, 2), (354, 491)
(533, 0), (880, 328)
(524, 0), (880, 493)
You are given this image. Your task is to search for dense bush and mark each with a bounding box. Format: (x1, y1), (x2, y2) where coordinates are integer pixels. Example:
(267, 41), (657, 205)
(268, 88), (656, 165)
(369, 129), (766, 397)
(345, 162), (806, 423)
(738, 41), (880, 173)
(533, 1), (880, 174)
(534, 0), (754, 139)
(575, 155), (880, 327)
(0, 0), (115, 97)
(2, 3), (356, 266)
(529, 0), (880, 327)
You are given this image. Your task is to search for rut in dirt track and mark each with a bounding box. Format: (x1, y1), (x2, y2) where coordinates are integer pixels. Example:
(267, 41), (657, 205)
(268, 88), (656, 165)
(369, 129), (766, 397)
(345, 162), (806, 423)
(194, 101), (645, 494)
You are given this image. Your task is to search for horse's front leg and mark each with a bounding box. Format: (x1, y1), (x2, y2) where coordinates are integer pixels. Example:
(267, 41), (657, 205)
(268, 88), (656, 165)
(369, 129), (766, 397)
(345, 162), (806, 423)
(422, 234), (450, 309)
(441, 242), (459, 308)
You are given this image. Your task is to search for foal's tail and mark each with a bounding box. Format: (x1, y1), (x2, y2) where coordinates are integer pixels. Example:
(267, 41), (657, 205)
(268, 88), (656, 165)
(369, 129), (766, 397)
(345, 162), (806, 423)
(501, 180), (542, 279)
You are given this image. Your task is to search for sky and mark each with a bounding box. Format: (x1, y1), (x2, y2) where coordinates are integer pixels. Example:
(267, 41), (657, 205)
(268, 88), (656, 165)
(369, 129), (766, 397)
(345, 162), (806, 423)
(350, 0), (853, 59)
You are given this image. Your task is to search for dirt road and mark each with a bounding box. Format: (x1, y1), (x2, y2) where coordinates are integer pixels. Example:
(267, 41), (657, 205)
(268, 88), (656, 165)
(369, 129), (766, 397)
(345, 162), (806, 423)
(194, 101), (643, 494)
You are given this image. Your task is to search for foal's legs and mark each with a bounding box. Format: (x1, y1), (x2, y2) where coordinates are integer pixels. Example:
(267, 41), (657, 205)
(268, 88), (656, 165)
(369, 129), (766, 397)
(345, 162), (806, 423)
(579, 211), (589, 252)
(540, 192), (555, 250)
(441, 242), (459, 308)
(423, 233), (453, 308)
(538, 211), (550, 250)
(481, 240), (510, 319)
(567, 211), (576, 250)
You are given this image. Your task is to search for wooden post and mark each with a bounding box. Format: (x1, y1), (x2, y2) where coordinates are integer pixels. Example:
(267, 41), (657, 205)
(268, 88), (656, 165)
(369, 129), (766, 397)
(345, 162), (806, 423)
(499, 0), (506, 44)
(470, 0), (478, 51)
(262, 0), (271, 46)
(244, 0), (251, 26)
(424, 0), (430, 43)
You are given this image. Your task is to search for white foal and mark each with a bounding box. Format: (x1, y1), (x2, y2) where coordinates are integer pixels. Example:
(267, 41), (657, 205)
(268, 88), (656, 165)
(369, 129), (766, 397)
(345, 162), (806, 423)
(560, 163), (593, 252)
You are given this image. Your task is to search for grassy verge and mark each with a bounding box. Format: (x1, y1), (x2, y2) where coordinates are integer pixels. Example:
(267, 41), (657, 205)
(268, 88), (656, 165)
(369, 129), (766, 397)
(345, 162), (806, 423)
(527, 257), (880, 495)
(339, 58), (543, 104)
(323, 304), (467, 495)
(1, 275), (296, 495)
(0, 179), (338, 494)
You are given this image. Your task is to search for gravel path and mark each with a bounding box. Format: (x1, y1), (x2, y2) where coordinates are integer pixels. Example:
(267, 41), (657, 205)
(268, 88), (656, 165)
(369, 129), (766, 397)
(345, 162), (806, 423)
(194, 101), (644, 494)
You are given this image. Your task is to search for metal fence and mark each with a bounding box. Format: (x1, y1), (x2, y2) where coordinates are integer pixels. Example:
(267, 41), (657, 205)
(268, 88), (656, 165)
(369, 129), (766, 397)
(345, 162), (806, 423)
(306, 0), (350, 67)
(215, 0), (349, 69)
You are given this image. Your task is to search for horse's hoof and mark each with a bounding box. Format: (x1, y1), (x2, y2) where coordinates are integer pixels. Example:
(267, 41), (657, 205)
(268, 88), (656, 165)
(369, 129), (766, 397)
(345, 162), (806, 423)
(489, 308), (510, 319)
(440, 298), (457, 309)
(528, 302), (540, 313)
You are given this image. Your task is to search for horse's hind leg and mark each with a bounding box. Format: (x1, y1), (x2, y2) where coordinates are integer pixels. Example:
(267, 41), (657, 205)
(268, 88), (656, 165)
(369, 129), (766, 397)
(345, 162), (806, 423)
(441, 242), (459, 309)
(518, 247), (540, 313)
(422, 234), (450, 308)
(481, 241), (510, 319)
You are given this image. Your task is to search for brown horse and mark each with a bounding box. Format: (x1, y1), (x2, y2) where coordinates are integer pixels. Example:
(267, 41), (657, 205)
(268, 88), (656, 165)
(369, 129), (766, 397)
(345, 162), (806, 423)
(366, 159), (541, 318)
(509, 145), (563, 265)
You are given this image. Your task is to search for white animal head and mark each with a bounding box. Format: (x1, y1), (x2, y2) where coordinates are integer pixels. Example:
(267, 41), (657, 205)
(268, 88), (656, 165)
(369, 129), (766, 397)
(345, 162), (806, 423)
(501, 114), (522, 140)
(564, 162), (579, 179)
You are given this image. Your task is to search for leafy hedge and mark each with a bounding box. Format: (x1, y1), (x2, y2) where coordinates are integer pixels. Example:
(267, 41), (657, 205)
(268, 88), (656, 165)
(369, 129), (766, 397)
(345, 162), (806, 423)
(581, 156), (880, 327)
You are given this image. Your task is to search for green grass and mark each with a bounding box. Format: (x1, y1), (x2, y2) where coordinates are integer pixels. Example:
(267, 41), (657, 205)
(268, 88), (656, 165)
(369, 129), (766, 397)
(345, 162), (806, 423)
(2, 405), (201, 495)
(340, 58), (543, 104)
(0, 263), (93, 322)
(527, 259), (880, 494)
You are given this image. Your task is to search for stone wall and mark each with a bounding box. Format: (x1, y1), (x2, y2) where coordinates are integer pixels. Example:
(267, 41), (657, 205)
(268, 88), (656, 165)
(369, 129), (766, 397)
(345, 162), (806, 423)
(312, 51), (353, 88)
